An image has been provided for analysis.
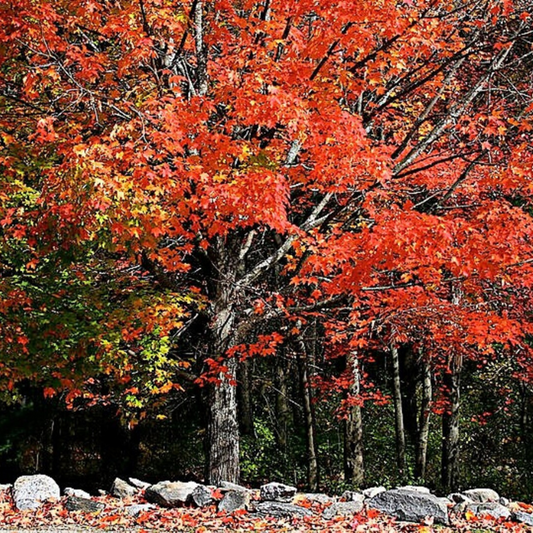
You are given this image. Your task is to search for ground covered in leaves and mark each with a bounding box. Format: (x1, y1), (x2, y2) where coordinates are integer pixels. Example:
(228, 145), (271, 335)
(1, 490), (533, 532)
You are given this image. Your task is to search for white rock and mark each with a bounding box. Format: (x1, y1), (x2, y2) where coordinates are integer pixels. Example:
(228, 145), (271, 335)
(64, 487), (91, 499)
(13, 474), (60, 511)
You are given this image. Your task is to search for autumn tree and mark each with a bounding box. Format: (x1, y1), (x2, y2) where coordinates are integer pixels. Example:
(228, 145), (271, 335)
(1, 0), (533, 489)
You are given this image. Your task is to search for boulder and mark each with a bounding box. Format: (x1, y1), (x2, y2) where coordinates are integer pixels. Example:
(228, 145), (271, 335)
(13, 474), (60, 511)
(218, 490), (251, 513)
(341, 490), (365, 503)
(65, 496), (105, 513)
(254, 501), (314, 518)
(467, 502), (511, 520)
(111, 477), (137, 498)
(323, 500), (364, 519)
(369, 489), (449, 525)
(363, 486), (386, 499)
(145, 480), (199, 507)
(190, 485), (213, 507)
(461, 488), (499, 503)
(260, 482), (297, 502)
(513, 511), (533, 526)
(126, 503), (156, 517)
(129, 477), (151, 490)
(64, 487), (91, 499)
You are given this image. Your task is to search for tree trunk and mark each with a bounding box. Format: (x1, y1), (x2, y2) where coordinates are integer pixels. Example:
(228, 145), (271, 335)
(391, 345), (407, 479)
(441, 356), (461, 493)
(415, 356), (432, 481)
(294, 332), (318, 490)
(344, 351), (365, 486)
(274, 352), (291, 450)
(206, 241), (240, 485)
(207, 357), (239, 484)
(194, 0), (208, 96)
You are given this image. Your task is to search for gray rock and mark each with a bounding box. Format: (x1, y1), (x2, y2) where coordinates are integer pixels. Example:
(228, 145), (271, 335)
(190, 485), (213, 507)
(369, 489), (449, 525)
(467, 502), (511, 520)
(97, 489), (107, 496)
(341, 491), (365, 503)
(64, 487), (91, 499)
(13, 474), (61, 511)
(129, 477), (151, 490)
(65, 496), (105, 513)
(323, 500), (364, 519)
(111, 477), (137, 498)
(500, 497), (510, 506)
(448, 493), (474, 504)
(462, 488), (499, 503)
(363, 486), (386, 499)
(145, 480), (199, 508)
(126, 503), (156, 517)
(255, 501), (314, 518)
(260, 482), (297, 502)
(218, 490), (251, 513)
(219, 481), (251, 492)
(397, 486), (431, 494)
(293, 493), (334, 505)
(513, 511), (533, 526)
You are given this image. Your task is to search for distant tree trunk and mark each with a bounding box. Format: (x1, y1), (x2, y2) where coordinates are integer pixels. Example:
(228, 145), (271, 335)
(274, 351), (291, 450)
(238, 359), (255, 437)
(401, 346), (420, 444)
(294, 331), (318, 490)
(344, 351), (365, 486)
(415, 356), (432, 481)
(391, 345), (407, 480)
(441, 354), (462, 493)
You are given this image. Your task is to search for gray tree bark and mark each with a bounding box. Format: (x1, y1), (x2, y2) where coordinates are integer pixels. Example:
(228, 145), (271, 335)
(206, 239), (240, 485)
(415, 356), (432, 480)
(294, 331), (319, 490)
(441, 354), (462, 493)
(344, 351), (365, 486)
(391, 345), (407, 479)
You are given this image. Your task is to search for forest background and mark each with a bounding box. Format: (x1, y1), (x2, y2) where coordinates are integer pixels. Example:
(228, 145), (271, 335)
(1, 0), (533, 500)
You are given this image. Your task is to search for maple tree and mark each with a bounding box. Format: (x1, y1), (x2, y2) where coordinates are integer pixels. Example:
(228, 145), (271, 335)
(1, 0), (533, 490)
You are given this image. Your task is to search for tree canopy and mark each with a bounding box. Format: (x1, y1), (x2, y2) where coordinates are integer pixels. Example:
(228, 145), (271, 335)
(1, 0), (533, 489)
